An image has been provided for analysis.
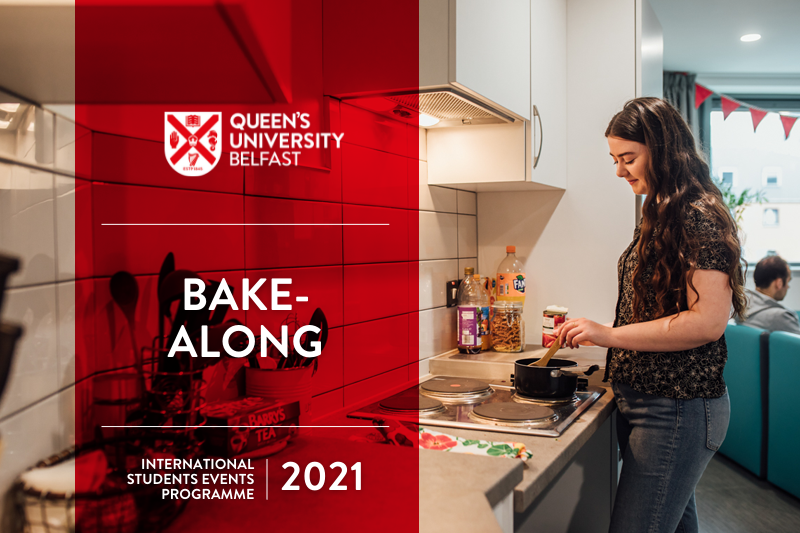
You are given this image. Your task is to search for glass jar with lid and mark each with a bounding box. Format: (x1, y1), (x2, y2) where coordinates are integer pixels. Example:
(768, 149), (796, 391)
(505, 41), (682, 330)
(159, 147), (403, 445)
(491, 301), (524, 352)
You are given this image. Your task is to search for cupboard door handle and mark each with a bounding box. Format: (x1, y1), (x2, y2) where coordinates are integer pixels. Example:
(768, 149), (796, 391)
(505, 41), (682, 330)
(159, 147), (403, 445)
(533, 104), (543, 169)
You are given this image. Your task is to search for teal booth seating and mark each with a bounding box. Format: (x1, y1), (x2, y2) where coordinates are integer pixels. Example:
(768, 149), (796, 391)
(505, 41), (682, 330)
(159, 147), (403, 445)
(719, 324), (769, 478)
(767, 331), (800, 499)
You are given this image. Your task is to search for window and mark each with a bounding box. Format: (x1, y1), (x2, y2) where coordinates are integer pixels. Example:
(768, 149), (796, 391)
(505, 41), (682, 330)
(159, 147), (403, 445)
(717, 167), (737, 187)
(710, 102), (800, 264)
(763, 208), (779, 227)
(761, 166), (782, 187)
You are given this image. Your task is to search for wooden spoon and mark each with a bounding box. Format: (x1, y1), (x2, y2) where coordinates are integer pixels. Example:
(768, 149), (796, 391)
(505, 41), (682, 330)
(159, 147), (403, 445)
(530, 337), (561, 367)
(109, 272), (143, 381)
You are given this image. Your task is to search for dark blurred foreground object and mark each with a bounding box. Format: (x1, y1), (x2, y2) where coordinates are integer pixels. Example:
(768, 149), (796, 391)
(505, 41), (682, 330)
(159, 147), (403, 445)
(0, 254), (22, 405)
(0, 254), (20, 311)
(13, 437), (194, 533)
(0, 323), (24, 407)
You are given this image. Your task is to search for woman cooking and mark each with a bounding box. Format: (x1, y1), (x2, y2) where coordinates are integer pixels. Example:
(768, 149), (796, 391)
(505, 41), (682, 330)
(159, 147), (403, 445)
(554, 97), (744, 533)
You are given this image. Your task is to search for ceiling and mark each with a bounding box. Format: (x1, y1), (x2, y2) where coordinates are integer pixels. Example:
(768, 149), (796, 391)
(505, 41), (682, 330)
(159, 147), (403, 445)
(648, 0), (800, 94)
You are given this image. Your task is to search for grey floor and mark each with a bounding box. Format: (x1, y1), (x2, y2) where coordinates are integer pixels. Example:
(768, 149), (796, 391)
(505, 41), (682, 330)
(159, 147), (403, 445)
(697, 454), (800, 533)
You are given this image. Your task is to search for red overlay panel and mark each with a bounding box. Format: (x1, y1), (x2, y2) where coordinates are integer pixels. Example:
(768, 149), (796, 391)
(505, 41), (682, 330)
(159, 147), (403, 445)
(74, 1), (420, 531)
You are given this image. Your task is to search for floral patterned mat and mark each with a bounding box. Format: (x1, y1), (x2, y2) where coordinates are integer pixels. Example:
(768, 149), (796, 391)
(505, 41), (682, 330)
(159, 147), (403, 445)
(418, 427), (533, 460)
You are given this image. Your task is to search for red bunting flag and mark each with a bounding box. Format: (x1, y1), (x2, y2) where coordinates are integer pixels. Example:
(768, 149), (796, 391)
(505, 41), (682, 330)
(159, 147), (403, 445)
(695, 84), (713, 109)
(749, 107), (768, 132)
(721, 97), (740, 119)
(781, 114), (798, 140)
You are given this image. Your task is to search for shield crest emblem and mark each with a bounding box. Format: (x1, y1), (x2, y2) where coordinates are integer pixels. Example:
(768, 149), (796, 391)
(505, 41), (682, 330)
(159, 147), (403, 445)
(165, 112), (222, 176)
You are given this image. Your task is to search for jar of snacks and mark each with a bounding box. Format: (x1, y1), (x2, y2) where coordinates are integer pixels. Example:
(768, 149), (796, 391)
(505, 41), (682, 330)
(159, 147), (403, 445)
(491, 301), (524, 352)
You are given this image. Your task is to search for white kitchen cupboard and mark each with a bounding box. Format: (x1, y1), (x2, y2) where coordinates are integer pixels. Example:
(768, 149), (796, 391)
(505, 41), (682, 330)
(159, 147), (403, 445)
(426, 0), (568, 191)
(419, 0), (531, 121)
(453, 0), (531, 121)
(529, 0), (567, 190)
(637, 0), (664, 99)
(326, 0), (530, 119)
(478, 0), (658, 348)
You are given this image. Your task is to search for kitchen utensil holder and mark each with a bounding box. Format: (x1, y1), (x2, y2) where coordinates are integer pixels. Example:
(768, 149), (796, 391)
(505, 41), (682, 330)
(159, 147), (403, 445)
(136, 339), (209, 443)
(13, 438), (194, 533)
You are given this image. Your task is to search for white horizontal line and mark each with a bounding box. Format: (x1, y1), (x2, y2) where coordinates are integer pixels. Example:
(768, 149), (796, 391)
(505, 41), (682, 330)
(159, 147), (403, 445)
(101, 425), (387, 428)
(101, 223), (389, 226)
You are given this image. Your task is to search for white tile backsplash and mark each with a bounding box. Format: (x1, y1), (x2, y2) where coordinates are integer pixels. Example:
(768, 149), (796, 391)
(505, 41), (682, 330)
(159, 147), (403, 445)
(458, 214), (477, 258)
(419, 211), (458, 260)
(457, 190), (477, 215)
(418, 306), (456, 360)
(56, 281), (75, 388)
(418, 259), (458, 310)
(57, 384), (76, 448)
(0, 121), (470, 510)
(414, 162), (479, 367)
(0, 283), (59, 418)
(417, 161), (457, 213)
(55, 176), (76, 281)
(458, 258), (478, 277)
(55, 114), (79, 175)
(0, 163), (56, 287)
(418, 357), (430, 377)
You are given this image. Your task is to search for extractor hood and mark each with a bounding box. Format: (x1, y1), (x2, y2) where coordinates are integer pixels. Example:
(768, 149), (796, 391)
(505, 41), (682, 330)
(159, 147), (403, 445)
(342, 87), (520, 128)
(326, 1), (530, 129)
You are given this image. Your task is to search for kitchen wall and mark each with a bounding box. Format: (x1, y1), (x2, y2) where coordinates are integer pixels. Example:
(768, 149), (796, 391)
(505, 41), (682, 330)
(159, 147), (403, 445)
(0, 94), (475, 516)
(0, 95), (80, 525)
(477, 0), (638, 338)
(416, 130), (478, 375)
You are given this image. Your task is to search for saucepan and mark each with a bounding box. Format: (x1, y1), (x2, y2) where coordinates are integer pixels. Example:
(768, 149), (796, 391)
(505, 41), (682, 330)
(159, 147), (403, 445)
(511, 358), (599, 398)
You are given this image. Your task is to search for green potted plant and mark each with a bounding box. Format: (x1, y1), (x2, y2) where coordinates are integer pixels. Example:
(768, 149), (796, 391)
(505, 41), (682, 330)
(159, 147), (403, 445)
(713, 177), (766, 226)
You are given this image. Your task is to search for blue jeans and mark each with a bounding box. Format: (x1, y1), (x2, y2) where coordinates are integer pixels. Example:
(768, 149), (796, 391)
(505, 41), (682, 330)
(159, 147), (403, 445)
(609, 382), (730, 533)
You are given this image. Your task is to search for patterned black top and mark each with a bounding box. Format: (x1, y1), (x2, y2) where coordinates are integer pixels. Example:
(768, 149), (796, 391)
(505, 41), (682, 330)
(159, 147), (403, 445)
(604, 204), (732, 399)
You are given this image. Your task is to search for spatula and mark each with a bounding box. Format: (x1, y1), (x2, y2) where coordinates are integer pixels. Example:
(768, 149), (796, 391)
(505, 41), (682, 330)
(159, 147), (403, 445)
(530, 337), (561, 367)
(109, 271), (142, 378)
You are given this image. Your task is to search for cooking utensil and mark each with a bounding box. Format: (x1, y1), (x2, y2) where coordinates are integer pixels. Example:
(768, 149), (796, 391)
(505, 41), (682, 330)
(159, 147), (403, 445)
(159, 270), (202, 371)
(208, 281), (230, 326)
(548, 364), (600, 378)
(298, 308), (326, 363)
(302, 309), (328, 368)
(530, 338), (560, 367)
(109, 272), (143, 381)
(158, 270), (201, 319)
(155, 253), (175, 374)
(512, 358), (599, 399)
(196, 319), (252, 368)
(157, 252), (175, 320)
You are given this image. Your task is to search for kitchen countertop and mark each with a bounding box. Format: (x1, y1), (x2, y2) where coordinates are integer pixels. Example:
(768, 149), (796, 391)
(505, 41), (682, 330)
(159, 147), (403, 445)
(162, 434), (523, 533)
(418, 448), (523, 533)
(424, 344), (616, 512)
(164, 345), (614, 533)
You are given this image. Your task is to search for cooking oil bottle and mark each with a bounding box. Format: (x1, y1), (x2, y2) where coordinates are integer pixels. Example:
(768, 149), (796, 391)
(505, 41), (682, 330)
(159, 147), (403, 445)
(456, 268), (486, 354)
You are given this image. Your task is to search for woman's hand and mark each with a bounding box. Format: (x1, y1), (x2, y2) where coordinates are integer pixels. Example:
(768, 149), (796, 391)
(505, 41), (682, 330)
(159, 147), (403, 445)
(555, 318), (614, 349)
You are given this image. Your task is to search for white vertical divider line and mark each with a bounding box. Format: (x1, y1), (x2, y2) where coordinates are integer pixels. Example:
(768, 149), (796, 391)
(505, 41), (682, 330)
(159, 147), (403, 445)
(266, 459), (269, 500)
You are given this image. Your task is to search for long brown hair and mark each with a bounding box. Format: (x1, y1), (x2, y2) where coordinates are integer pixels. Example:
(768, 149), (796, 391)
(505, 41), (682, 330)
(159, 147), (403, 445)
(606, 97), (746, 321)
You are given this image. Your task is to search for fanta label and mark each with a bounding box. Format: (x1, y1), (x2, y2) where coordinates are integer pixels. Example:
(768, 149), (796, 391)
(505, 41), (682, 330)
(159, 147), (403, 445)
(497, 273), (526, 301)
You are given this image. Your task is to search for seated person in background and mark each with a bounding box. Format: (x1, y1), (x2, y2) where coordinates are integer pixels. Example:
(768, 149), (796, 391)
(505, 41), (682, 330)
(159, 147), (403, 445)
(736, 255), (800, 334)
